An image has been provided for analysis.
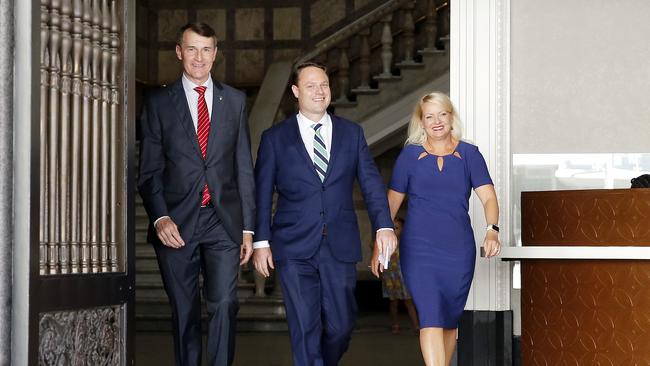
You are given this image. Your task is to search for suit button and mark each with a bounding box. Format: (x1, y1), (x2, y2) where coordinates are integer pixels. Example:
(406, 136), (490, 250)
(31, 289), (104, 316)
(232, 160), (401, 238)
(322, 186), (326, 191)
(320, 211), (324, 216)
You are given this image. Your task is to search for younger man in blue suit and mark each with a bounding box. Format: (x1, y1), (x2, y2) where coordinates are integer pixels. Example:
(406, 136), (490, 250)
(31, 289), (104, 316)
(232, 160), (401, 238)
(252, 62), (397, 366)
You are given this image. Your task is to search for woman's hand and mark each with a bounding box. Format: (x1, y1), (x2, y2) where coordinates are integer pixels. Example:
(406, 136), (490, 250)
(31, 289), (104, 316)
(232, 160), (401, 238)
(483, 230), (501, 258)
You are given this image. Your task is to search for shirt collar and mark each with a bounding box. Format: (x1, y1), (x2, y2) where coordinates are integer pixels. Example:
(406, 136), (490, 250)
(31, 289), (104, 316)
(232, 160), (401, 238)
(182, 73), (213, 94)
(297, 112), (331, 129)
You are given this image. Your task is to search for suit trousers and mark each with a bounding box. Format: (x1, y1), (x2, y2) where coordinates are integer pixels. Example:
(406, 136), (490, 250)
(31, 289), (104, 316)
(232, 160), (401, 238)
(154, 207), (240, 366)
(277, 238), (358, 366)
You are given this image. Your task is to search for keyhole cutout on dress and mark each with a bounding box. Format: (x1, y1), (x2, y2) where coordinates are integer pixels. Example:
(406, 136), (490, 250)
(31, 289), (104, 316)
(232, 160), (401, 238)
(417, 150), (462, 172)
(437, 156), (444, 172)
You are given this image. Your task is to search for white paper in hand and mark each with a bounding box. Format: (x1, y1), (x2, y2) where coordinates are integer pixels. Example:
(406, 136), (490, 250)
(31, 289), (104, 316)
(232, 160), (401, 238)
(378, 251), (390, 270)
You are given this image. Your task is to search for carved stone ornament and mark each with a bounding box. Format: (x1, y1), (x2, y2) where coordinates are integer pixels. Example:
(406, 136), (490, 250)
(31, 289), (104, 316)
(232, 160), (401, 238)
(39, 306), (122, 365)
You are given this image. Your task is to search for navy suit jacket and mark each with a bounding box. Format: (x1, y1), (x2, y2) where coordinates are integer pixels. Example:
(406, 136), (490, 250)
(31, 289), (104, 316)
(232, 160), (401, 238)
(254, 114), (392, 262)
(138, 77), (255, 245)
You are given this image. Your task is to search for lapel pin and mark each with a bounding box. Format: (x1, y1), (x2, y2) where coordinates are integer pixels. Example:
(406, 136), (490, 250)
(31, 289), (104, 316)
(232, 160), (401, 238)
(218, 96), (223, 101)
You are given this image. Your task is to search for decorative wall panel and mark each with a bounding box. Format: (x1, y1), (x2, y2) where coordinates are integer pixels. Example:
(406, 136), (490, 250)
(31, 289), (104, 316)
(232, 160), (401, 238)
(39, 306), (122, 365)
(521, 189), (650, 365)
(522, 189), (650, 246)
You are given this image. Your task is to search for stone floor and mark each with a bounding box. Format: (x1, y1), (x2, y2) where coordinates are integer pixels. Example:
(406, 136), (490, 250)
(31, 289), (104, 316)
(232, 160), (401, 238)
(135, 313), (427, 366)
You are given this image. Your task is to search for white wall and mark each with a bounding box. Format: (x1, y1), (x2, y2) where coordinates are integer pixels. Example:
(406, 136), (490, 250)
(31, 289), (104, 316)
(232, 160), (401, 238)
(457, 0), (650, 334)
(511, 0), (650, 154)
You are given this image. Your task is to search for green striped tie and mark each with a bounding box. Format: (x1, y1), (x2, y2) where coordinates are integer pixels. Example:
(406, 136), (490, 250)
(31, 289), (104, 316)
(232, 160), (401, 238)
(312, 123), (329, 182)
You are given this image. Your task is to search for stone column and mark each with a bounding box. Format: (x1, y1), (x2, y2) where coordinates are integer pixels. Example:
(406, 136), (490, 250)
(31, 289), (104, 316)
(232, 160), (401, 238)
(0, 0), (14, 362)
(13, 0), (37, 362)
(451, 0), (513, 364)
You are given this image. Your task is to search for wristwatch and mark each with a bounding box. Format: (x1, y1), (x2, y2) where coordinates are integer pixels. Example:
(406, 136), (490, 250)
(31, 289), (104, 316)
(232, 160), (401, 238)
(486, 224), (500, 233)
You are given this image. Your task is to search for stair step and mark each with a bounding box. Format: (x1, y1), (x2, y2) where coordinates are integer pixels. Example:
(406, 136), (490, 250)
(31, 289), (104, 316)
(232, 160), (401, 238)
(330, 99), (356, 108)
(135, 277), (163, 289)
(136, 295), (285, 312)
(373, 74), (402, 82)
(135, 280), (260, 297)
(135, 232), (148, 244)
(395, 61), (425, 69)
(418, 48), (445, 56)
(136, 288), (168, 300)
(135, 245), (156, 258)
(137, 259), (163, 273)
(136, 312), (287, 322)
(136, 295), (289, 332)
(136, 316), (289, 333)
(135, 221), (149, 231)
(136, 272), (162, 284)
(351, 86), (380, 95)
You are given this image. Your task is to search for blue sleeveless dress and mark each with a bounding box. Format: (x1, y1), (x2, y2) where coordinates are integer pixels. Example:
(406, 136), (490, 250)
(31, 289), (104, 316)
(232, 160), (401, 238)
(389, 141), (493, 328)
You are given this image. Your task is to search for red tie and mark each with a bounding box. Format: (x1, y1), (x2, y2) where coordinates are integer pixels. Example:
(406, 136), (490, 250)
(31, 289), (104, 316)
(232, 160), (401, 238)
(195, 86), (211, 206)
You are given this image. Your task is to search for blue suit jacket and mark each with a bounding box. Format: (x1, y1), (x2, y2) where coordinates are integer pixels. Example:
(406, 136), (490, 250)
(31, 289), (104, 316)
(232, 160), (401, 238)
(254, 114), (393, 262)
(138, 78), (255, 245)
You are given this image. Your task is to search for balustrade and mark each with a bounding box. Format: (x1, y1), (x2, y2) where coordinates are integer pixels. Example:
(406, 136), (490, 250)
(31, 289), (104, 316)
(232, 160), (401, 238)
(290, 0), (449, 108)
(353, 28), (371, 91)
(379, 14), (393, 78)
(336, 42), (350, 103)
(399, 0), (416, 64)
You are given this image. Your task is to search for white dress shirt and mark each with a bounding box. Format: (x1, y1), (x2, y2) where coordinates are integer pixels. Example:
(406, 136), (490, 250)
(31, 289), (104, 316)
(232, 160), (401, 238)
(253, 112), (391, 250)
(181, 73), (214, 133)
(154, 73), (253, 237)
(296, 111), (333, 161)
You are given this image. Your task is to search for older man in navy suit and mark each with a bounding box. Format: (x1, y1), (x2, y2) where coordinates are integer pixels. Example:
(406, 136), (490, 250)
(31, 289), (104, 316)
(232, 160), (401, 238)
(138, 23), (254, 366)
(253, 62), (397, 366)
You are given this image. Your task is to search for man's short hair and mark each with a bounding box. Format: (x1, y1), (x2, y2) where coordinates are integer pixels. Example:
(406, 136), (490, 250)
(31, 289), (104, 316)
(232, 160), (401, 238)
(177, 22), (218, 47)
(292, 61), (328, 86)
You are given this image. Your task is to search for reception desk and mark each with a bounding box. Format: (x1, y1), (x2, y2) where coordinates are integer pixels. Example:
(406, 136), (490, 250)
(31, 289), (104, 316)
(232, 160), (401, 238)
(505, 189), (650, 365)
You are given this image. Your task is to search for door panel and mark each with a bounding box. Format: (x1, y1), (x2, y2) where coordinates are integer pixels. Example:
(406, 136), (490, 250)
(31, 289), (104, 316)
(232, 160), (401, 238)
(34, 0), (135, 364)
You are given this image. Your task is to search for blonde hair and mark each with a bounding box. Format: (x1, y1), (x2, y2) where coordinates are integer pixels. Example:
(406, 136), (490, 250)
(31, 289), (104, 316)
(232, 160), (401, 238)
(405, 92), (462, 146)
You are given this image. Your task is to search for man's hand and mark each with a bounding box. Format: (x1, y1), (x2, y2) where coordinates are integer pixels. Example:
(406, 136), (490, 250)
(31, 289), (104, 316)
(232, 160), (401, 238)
(252, 247), (274, 277)
(375, 229), (397, 263)
(155, 217), (185, 248)
(240, 233), (253, 265)
(370, 243), (382, 278)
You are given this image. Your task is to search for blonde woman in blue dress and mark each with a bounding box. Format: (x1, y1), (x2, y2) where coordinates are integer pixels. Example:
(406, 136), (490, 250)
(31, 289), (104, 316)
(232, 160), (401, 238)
(371, 92), (500, 366)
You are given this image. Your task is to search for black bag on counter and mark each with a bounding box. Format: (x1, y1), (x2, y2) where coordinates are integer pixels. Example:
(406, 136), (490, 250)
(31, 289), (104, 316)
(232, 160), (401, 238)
(631, 174), (650, 188)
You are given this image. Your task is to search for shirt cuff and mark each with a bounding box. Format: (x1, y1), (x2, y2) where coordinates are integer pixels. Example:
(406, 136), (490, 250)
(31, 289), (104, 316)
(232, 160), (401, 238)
(376, 228), (394, 233)
(243, 230), (255, 235)
(153, 216), (170, 228)
(253, 241), (270, 249)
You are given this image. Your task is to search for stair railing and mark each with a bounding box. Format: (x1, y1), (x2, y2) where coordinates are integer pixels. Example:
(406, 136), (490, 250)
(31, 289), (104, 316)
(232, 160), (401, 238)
(294, 0), (450, 106)
(249, 0), (450, 139)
